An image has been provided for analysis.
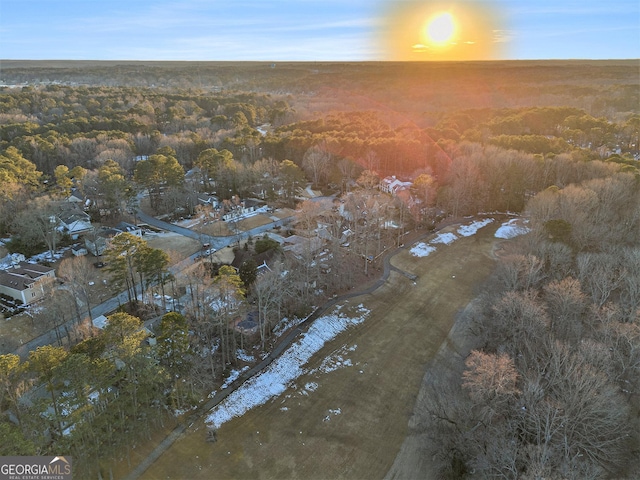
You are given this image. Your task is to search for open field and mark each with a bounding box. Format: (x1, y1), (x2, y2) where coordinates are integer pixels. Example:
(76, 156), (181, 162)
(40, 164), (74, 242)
(145, 232), (201, 261)
(271, 208), (297, 220)
(195, 221), (233, 237)
(0, 312), (44, 352)
(195, 214), (280, 238)
(130, 221), (502, 480)
(237, 214), (273, 231)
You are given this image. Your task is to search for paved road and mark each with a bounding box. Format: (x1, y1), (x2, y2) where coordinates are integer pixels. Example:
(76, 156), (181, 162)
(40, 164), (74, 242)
(12, 210), (295, 360)
(136, 208), (293, 254)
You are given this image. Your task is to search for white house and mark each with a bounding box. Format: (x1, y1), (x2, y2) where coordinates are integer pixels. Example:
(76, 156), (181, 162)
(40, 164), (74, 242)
(57, 205), (92, 240)
(380, 175), (412, 196)
(0, 262), (56, 305)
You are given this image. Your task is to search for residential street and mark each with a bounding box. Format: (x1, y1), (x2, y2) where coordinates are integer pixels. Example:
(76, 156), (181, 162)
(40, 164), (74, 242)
(12, 209), (295, 360)
(135, 208), (294, 254)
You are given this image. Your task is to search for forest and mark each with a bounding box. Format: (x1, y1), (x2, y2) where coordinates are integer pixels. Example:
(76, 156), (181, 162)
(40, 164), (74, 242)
(0, 60), (638, 478)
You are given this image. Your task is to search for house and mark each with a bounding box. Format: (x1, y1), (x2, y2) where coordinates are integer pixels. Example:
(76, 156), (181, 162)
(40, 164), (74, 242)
(67, 188), (92, 209)
(84, 223), (142, 256)
(57, 204), (92, 240)
(380, 175), (413, 196)
(92, 314), (109, 329)
(229, 311), (261, 336)
(221, 197), (265, 222)
(114, 222), (142, 238)
(0, 262), (56, 305)
(197, 193), (219, 208)
(84, 230), (110, 256)
(282, 235), (323, 257)
(91, 314), (155, 345)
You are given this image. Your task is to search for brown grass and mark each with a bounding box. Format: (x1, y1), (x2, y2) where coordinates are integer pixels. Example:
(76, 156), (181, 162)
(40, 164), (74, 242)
(271, 208), (296, 219)
(135, 222), (501, 480)
(145, 233), (201, 261)
(195, 221), (233, 237)
(237, 214), (272, 231)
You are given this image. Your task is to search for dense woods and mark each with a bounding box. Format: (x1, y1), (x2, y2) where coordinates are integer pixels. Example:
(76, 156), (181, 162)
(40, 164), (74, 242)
(0, 61), (638, 478)
(421, 171), (640, 478)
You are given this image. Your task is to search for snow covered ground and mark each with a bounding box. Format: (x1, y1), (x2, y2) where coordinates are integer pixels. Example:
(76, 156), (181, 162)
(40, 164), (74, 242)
(409, 243), (436, 257)
(457, 218), (494, 237)
(410, 217), (532, 258)
(205, 304), (370, 429)
(494, 218), (531, 239)
(410, 218), (495, 258)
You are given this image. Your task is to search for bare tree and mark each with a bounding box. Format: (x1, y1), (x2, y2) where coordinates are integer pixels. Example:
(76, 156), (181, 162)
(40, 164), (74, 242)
(12, 196), (61, 261)
(618, 247), (640, 322)
(337, 158), (358, 193)
(543, 277), (588, 344)
(58, 256), (95, 322)
(529, 342), (634, 476)
(251, 265), (287, 350)
(486, 290), (549, 370)
(302, 143), (331, 187)
(577, 252), (622, 308)
(494, 254), (546, 292)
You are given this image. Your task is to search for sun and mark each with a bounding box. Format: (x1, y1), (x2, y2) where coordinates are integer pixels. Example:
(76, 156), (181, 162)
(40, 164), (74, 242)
(425, 12), (456, 45)
(378, 0), (508, 61)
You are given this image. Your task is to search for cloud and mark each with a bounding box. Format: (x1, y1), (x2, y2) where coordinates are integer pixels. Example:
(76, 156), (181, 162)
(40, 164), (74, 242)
(492, 29), (514, 43)
(411, 44), (430, 52)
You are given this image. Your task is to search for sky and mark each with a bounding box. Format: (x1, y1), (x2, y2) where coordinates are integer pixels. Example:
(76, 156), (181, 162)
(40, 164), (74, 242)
(0, 0), (638, 61)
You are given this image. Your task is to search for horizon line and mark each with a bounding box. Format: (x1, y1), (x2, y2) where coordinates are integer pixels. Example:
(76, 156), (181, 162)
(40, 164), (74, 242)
(2, 58), (638, 63)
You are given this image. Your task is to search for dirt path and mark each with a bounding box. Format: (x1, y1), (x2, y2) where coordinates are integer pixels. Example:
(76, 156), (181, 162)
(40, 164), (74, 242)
(123, 221), (500, 480)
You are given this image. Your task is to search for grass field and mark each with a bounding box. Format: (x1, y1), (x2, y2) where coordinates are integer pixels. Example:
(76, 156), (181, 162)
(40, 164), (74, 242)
(132, 221), (502, 480)
(145, 232), (201, 260)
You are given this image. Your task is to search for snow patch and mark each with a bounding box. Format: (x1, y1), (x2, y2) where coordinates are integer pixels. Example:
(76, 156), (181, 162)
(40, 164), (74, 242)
(236, 350), (254, 363)
(431, 232), (458, 245)
(220, 366), (249, 390)
(312, 344), (356, 374)
(495, 218), (530, 239)
(457, 218), (494, 237)
(410, 243), (436, 258)
(205, 307), (369, 429)
(411, 217), (495, 257)
(323, 407), (342, 422)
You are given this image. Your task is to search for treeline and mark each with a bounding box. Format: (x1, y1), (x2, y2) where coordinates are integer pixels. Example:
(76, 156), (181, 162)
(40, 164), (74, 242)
(421, 171), (640, 478)
(1, 83), (636, 188)
(0, 85), (293, 174)
(2, 61), (637, 118)
(2, 91), (638, 251)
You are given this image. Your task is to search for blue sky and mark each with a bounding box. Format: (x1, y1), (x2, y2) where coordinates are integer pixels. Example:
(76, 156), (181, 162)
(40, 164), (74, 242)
(1, 0), (638, 60)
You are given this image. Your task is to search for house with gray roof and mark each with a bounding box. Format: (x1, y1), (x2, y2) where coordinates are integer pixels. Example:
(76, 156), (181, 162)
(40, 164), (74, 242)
(0, 262), (56, 305)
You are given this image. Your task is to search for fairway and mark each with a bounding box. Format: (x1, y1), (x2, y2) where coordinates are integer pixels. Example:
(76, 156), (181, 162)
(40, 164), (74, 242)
(136, 221), (502, 480)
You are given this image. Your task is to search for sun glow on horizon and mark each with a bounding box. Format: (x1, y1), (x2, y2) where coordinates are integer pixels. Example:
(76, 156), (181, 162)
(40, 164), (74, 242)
(380, 1), (507, 61)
